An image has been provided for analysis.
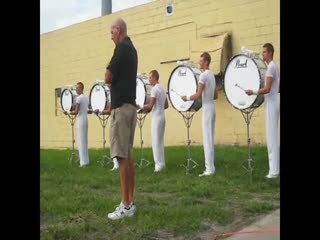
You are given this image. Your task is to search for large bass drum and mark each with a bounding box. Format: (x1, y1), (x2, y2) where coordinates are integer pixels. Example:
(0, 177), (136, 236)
(167, 65), (202, 112)
(136, 76), (153, 113)
(60, 87), (77, 112)
(223, 54), (267, 110)
(89, 81), (111, 113)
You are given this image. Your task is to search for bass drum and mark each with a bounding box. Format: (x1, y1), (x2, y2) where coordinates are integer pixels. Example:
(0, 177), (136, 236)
(167, 65), (202, 112)
(60, 87), (77, 112)
(223, 54), (267, 110)
(136, 76), (153, 113)
(89, 81), (111, 113)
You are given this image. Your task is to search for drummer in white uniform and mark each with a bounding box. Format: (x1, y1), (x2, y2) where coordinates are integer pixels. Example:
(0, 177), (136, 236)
(64, 82), (90, 167)
(181, 52), (218, 177)
(138, 70), (169, 172)
(245, 43), (280, 178)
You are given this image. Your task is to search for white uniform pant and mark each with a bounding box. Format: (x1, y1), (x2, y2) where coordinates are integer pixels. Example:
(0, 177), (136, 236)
(265, 94), (280, 175)
(151, 114), (166, 169)
(201, 103), (216, 173)
(77, 119), (89, 166)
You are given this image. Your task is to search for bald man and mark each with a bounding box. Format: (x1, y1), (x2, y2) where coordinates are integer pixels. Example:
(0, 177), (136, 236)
(104, 18), (138, 220)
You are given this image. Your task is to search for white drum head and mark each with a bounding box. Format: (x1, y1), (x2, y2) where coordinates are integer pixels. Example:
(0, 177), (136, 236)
(90, 84), (110, 112)
(61, 89), (75, 112)
(136, 77), (146, 110)
(168, 66), (199, 112)
(224, 55), (261, 110)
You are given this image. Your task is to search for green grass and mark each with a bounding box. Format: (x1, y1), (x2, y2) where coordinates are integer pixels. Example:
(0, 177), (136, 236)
(40, 146), (280, 240)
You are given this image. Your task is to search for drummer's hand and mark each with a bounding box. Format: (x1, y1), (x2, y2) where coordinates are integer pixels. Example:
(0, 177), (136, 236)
(181, 96), (188, 102)
(136, 104), (142, 109)
(94, 109), (100, 114)
(245, 90), (253, 96)
(105, 109), (111, 115)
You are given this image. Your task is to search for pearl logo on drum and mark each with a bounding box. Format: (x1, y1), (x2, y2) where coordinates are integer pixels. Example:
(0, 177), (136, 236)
(178, 68), (187, 76)
(224, 54), (266, 110)
(235, 59), (248, 68)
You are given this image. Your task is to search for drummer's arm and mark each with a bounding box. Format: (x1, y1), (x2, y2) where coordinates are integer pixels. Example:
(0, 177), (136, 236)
(143, 97), (156, 111)
(164, 98), (169, 109)
(189, 83), (204, 101)
(245, 77), (272, 95)
(69, 104), (80, 115)
(259, 64), (275, 94)
(214, 88), (218, 100)
(258, 77), (272, 94)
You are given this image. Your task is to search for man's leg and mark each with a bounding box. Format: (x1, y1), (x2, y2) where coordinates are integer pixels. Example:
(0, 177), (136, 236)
(128, 157), (135, 204)
(202, 105), (215, 174)
(128, 104), (137, 204)
(265, 99), (280, 176)
(152, 118), (160, 170)
(158, 118), (166, 169)
(118, 157), (130, 206)
(108, 104), (136, 220)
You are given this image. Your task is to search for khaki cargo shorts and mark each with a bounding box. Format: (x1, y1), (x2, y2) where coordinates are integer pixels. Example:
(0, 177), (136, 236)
(110, 103), (137, 159)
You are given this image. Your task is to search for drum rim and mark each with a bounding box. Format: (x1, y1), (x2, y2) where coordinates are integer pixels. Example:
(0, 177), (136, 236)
(136, 77), (148, 113)
(222, 54), (265, 111)
(89, 83), (108, 111)
(167, 65), (200, 112)
(60, 88), (73, 111)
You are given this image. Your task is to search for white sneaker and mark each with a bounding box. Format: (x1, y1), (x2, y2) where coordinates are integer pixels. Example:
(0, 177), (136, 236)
(114, 202), (125, 211)
(199, 171), (215, 177)
(107, 202), (137, 220)
(154, 165), (165, 173)
(107, 204), (127, 220)
(111, 158), (119, 171)
(266, 173), (279, 179)
(126, 202), (137, 217)
(110, 166), (119, 171)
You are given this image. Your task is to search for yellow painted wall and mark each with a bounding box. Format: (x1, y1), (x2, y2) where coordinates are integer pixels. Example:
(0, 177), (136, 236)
(40, 0), (280, 149)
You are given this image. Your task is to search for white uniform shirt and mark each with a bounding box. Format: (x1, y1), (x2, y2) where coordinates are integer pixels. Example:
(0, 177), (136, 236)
(76, 94), (89, 120)
(150, 83), (166, 116)
(265, 61), (280, 100)
(198, 70), (216, 105)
